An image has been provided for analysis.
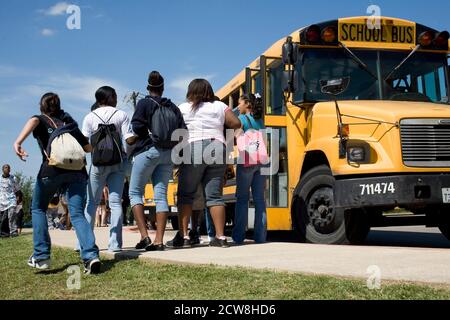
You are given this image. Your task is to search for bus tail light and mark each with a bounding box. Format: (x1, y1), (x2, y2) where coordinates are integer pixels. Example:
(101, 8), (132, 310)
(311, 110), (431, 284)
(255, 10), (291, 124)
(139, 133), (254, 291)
(418, 31), (434, 47)
(305, 25), (321, 43)
(322, 26), (337, 43)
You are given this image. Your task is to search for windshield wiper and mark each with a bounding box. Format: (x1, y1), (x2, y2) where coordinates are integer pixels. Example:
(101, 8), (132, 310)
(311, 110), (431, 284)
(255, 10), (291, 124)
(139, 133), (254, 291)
(384, 45), (421, 81)
(339, 42), (378, 81)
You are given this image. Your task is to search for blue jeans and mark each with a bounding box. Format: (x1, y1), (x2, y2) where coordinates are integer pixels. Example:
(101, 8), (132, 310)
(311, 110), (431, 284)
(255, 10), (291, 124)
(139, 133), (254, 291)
(31, 174), (99, 262)
(84, 161), (126, 251)
(232, 165), (267, 244)
(129, 147), (173, 213)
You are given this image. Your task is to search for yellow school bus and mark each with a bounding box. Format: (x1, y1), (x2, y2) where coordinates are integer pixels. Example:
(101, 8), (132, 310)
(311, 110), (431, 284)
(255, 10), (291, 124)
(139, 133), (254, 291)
(216, 16), (450, 244)
(144, 170), (179, 229)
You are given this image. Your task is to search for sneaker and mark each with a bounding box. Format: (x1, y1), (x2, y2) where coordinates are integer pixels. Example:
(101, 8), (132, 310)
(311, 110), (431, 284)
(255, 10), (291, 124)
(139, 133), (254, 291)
(166, 231), (191, 249)
(84, 258), (101, 275)
(135, 237), (152, 250)
(28, 256), (51, 270)
(145, 243), (165, 251)
(209, 237), (230, 248)
(189, 230), (201, 246)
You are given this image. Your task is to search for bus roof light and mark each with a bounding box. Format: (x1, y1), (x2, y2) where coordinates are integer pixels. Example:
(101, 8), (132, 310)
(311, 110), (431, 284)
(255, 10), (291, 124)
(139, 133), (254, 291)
(434, 31), (450, 49)
(418, 31), (434, 47)
(305, 25), (321, 43)
(321, 26), (337, 43)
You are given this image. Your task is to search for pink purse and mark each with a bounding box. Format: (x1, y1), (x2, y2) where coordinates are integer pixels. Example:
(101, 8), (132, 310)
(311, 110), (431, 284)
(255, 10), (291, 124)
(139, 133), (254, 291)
(237, 115), (269, 167)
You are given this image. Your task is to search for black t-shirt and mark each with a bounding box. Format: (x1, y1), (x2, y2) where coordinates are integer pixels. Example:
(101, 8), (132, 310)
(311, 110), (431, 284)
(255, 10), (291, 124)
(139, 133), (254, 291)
(32, 111), (89, 179)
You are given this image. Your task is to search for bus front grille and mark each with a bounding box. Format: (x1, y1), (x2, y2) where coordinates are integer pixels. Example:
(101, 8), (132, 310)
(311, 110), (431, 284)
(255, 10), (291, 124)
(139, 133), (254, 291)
(400, 119), (450, 168)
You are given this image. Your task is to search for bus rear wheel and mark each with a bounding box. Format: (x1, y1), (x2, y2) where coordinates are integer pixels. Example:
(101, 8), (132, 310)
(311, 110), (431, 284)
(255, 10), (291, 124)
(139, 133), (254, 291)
(292, 165), (370, 245)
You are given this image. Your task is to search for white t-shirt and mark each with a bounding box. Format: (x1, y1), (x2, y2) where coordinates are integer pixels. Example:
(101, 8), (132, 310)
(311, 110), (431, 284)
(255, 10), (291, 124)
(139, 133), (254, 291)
(82, 106), (134, 149)
(178, 101), (231, 144)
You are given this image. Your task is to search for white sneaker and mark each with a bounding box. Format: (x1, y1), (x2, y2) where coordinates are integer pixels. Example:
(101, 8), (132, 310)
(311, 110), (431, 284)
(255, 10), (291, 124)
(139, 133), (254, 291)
(84, 258), (101, 275)
(28, 256), (51, 270)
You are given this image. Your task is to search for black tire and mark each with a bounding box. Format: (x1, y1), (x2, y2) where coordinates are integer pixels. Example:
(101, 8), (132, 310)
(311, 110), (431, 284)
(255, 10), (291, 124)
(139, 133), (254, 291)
(169, 216), (179, 231)
(292, 165), (370, 245)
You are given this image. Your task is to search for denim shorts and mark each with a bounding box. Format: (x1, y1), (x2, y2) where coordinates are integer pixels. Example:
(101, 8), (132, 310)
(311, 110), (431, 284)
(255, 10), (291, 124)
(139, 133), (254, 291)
(129, 147), (173, 212)
(177, 140), (227, 208)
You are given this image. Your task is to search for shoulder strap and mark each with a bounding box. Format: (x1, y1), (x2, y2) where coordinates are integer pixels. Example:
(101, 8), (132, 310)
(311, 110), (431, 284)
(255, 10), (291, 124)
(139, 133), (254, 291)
(92, 109), (118, 125)
(244, 115), (255, 130)
(41, 114), (59, 129)
(106, 110), (119, 124)
(148, 97), (162, 108)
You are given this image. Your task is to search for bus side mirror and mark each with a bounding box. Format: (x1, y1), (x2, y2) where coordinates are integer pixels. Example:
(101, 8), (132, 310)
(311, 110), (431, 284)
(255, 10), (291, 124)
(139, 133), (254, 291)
(283, 70), (298, 93)
(320, 77), (350, 96)
(282, 37), (299, 65)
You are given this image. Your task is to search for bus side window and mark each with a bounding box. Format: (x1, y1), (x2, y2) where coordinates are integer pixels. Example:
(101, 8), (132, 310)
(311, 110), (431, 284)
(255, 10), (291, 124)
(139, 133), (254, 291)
(267, 60), (286, 116)
(266, 127), (288, 208)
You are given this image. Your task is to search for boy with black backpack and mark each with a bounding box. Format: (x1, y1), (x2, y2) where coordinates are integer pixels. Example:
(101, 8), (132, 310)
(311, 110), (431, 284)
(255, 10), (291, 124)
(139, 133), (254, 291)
(13, 92), (101, 274)
(129, 71), (187, 251)
(81, 86), (135, 252)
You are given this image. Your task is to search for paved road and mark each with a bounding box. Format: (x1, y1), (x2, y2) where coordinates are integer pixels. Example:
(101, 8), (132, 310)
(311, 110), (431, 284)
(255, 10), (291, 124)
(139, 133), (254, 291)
(48, 225), (450, 285)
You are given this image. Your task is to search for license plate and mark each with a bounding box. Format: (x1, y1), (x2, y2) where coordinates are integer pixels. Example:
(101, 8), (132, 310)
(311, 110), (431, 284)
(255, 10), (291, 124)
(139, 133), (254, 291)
(442, 188), (450, 203)
(170, 207), (178, 213)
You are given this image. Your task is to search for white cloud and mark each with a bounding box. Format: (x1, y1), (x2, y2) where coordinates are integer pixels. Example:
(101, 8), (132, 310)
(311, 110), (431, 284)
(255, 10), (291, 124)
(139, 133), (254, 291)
(41, 28), (55, 37)
(43, 2), (70, 16)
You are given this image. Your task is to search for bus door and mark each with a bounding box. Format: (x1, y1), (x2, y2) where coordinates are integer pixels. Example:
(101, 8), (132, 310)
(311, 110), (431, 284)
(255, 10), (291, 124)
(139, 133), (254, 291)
(259, 56), (291, 230)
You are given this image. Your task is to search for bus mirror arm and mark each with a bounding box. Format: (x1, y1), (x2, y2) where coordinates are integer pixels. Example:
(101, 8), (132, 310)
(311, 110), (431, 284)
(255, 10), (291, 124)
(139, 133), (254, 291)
(320, 77), (351, 159)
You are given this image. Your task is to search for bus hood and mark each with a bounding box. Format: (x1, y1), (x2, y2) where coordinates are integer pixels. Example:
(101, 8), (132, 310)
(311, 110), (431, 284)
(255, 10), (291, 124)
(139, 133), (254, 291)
(333, 100), (450, 123)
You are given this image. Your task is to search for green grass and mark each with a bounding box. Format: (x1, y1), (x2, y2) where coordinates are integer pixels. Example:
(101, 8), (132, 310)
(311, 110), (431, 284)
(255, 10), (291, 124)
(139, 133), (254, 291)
(0, 234), (449, 300)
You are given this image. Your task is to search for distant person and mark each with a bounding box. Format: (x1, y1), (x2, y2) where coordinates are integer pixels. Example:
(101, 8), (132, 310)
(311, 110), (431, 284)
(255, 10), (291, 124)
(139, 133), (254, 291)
(58, 194), (71, 230)
(82, 86), (135, 252)
(15, 191), (25, 235)
(0, 164), (19, 238)
(168, 79), (241, 249)
(13, 92), (100, 274)
(122, 178), (130, 226)
(232, 94), (267, 245)
(47, 194), (60, 230)
(129, 71), (187, 251)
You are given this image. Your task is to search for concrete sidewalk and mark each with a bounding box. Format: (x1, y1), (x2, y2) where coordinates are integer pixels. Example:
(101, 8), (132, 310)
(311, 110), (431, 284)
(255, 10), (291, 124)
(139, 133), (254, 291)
(49, 227), (450, 285)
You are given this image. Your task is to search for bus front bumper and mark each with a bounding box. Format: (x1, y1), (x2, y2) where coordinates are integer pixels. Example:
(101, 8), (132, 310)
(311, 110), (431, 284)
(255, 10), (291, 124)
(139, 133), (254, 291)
(334, 173), (450, 209)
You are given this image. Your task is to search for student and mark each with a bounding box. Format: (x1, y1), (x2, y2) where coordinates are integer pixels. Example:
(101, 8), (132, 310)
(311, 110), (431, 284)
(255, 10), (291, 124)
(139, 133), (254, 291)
(232, 94), (267, 244)
(82, 86), (135, 252)
(13, 92), (101, 273)
(0, 164), (19, 237)
(15, 191), (24, 235)
(129, 71), (187, 251)
(168, 79), (241, 248)
(47, 194), (60, 230)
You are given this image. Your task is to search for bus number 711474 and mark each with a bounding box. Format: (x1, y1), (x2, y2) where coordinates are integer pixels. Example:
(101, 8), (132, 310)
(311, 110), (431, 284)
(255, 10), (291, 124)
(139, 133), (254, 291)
(360, 183), (396, 196)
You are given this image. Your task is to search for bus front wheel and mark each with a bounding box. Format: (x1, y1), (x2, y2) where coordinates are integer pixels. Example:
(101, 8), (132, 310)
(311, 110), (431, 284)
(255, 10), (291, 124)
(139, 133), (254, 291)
(292, 165), (370, 245)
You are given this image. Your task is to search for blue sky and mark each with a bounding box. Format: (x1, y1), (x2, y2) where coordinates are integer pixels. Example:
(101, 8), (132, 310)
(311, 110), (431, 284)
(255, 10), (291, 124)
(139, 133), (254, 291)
(1, 0), (450, 177)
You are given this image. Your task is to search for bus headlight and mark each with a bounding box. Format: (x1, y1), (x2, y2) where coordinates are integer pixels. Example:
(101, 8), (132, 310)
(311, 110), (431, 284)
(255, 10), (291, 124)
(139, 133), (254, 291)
(347, 146), (366, 162)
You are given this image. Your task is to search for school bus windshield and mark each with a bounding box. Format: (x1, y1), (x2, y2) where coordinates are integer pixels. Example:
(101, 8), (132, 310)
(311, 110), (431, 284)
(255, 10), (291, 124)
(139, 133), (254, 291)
(299, 49), (449, 104)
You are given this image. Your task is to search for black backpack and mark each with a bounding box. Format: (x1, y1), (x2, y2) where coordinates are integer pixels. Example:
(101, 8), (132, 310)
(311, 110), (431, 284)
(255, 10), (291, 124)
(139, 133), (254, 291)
(148, 97), (180, 149)
(90, 111), (123, 166)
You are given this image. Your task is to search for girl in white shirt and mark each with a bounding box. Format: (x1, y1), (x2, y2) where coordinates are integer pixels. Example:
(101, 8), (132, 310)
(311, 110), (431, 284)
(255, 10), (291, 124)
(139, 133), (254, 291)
(167, 79), (241, 248)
